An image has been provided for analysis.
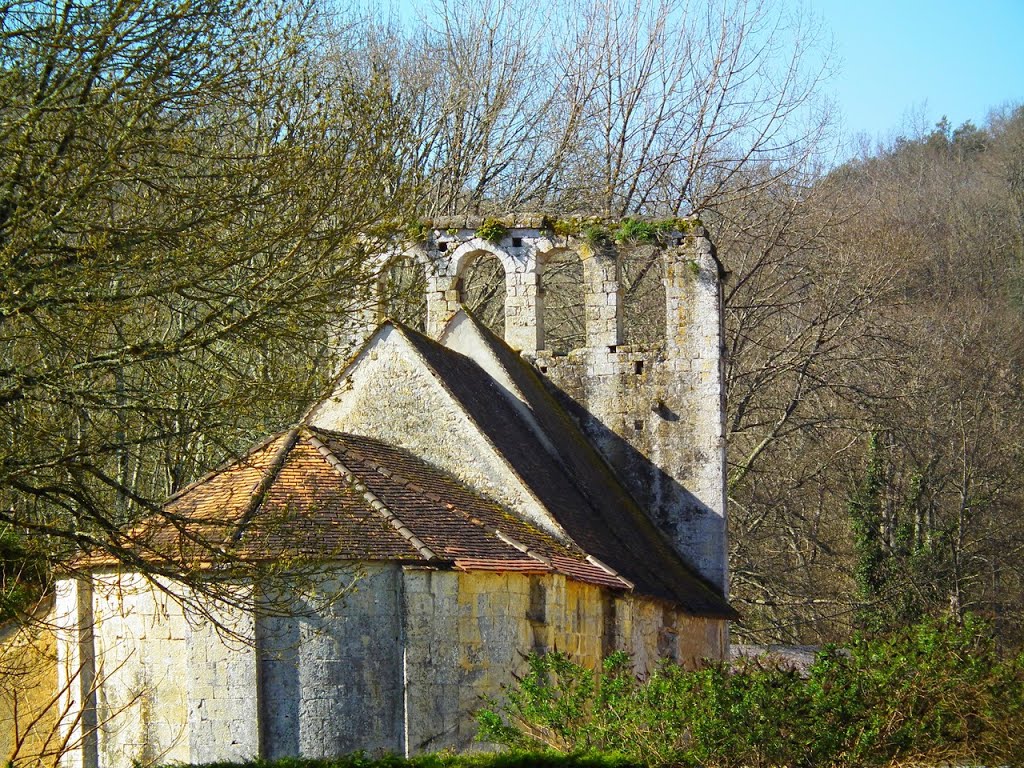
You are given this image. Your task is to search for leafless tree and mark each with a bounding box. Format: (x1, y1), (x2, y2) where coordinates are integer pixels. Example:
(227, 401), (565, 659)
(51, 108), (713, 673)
(0, 0), (417, 612)
(727, 107), (1024, 644)
(358, 0), (834, 217)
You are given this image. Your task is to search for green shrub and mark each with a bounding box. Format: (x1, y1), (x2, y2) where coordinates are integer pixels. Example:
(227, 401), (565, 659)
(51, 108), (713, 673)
(175, 751), (639, 768)
(403, 221), (432, 243)
(476, 219), (508, 244)
(477, 616), (1024, 768)
(612, 219), (659, 244)
(580, 224), (611, 248)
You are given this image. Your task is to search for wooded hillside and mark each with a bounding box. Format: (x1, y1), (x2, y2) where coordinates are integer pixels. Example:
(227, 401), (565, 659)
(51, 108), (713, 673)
(725, 109), (1024, 645)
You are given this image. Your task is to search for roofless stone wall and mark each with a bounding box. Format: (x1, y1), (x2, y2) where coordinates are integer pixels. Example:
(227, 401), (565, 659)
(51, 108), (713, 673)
(379, 217), (727, 593)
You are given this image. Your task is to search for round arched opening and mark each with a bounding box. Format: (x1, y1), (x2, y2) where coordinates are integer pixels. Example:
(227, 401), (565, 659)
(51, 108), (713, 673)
(458, 251), (507, 338)
(539, 249), (585, 355)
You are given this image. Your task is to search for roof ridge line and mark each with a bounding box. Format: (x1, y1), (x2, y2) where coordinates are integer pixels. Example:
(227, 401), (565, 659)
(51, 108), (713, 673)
(227, 426), (301, 548)
(316, 437), (576, 574)
(445, 320), (669, 591)
(163, 429), (291, 506)
(324, 445), (552, 567)
(444, 502), (553, 568)
(325, 449), (444, 507)
(450, 502), (631, 590)
(394, 326), (577, 546)
(306, 433), (438, 562)
(584, 554), (634, 590)
(494, 530), (553, 568)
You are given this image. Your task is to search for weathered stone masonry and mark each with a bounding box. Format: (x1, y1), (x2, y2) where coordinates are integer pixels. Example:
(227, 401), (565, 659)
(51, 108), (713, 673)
(53, 217), (731, 768)
(387, 218), (727, 592)
(55, 566), (725, 766)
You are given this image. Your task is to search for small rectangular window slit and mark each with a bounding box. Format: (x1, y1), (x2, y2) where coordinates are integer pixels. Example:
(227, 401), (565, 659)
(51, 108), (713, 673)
(512, 237), (523, 248)
(634, 419), (643, 431)
(634, 360), (644, 375)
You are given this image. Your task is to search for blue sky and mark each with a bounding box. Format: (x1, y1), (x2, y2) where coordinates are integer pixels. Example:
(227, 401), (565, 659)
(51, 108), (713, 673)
(812, 0), (1024, 147)
(384, 0), (1022, 154)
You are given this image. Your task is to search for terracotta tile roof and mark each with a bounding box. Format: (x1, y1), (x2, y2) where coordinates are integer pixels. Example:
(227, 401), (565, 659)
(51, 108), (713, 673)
(97, 313), (733, 618)
(320, 431), (575, 564)
(398, 315), (735, 618)
(550, 556), (633, 591)
(130, 429), (422, 566)
(453, 558), (551, 574)
(102, 426), (633, 593)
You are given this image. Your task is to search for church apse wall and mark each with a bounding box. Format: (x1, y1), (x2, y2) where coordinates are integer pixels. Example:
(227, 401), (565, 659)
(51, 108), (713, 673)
(55, 565), (725, 766)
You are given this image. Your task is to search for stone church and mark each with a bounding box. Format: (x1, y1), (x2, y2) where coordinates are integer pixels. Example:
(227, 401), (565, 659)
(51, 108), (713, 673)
(53, 218), (734, 768)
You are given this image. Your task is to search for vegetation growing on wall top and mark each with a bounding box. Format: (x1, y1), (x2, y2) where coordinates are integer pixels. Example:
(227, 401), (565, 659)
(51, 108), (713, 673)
(398, 217), (703, 247)
(476, 218), (509, 244)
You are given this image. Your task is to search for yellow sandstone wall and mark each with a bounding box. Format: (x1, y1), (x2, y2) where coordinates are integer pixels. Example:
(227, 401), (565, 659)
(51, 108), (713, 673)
(0, 621), (58, 768)
(403, 568), (726, 753)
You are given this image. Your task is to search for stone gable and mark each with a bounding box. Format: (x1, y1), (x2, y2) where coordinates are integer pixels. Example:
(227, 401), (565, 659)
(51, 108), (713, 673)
(53, 221), (732, 767)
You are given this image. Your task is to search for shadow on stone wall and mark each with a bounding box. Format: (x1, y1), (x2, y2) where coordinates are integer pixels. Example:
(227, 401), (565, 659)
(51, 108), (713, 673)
(547, 380), (723, 593)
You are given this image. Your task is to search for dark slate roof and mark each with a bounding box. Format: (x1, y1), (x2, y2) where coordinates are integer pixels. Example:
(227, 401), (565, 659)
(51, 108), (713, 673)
(399, 315), (735, 618)
(103, 313), (733, 618)
(108, 426), (630, 591)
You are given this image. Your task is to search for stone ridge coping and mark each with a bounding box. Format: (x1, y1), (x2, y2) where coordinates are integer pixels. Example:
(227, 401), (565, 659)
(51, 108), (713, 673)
(420, 213), (705, 236)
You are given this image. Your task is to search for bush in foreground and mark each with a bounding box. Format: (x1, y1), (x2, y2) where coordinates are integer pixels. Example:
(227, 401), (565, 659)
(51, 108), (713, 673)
(478, 616), (1024, 768)
(178, 753), (640, 768)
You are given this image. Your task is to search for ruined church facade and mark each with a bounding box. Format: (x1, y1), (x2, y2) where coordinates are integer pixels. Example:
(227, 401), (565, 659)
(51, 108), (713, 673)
(53, 218), (732, 768)
(407, 217), (729, 593)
